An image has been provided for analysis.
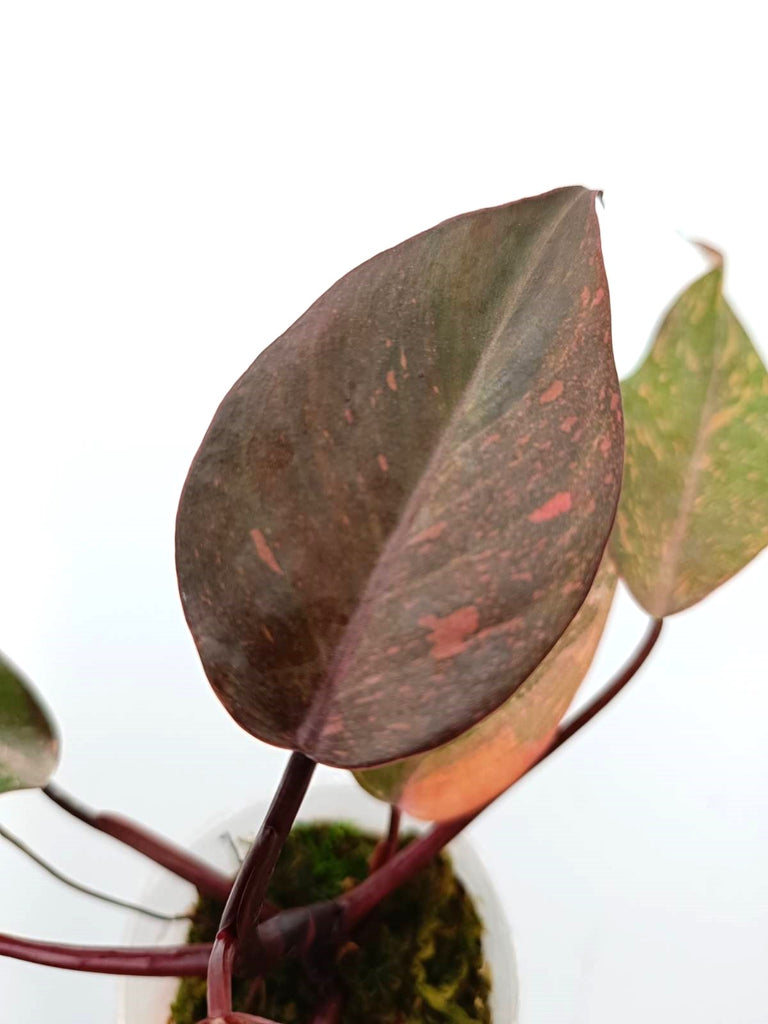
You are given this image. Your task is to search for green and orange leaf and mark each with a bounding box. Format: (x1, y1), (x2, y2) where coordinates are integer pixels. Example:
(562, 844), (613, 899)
(355, 552), (617, 821)
(613, 251), (768, 616)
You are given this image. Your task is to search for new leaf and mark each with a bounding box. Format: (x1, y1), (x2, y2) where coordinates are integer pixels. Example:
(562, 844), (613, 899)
(613, 254), (768, 616)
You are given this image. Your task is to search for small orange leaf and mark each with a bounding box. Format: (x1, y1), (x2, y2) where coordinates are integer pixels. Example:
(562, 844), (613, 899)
(356, 553), (617, 821)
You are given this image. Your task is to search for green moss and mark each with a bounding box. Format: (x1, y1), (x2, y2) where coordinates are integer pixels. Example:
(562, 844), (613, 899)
(170, 823), (492, 1024)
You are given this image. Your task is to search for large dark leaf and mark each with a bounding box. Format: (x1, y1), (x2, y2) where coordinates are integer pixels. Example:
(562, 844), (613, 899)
(0, 651), (59, 794)
(613, 253), (768, 616)
(355, 551), (617, 820)
(176, 187), (623, 768)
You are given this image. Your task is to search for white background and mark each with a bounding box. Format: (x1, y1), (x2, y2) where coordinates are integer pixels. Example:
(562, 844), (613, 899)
(1, 3), (766, 1022)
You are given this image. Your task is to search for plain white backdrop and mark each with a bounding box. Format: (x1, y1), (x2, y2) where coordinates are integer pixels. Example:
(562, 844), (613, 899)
(1, 3), (766, 1022)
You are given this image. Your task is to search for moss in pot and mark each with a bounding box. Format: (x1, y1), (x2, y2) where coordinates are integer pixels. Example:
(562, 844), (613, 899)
(171, 823), (490, 1024)
(0, 188), (765, 1023)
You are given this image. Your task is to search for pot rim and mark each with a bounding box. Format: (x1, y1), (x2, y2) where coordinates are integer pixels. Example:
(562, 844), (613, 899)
(117, 782), (518, 1023)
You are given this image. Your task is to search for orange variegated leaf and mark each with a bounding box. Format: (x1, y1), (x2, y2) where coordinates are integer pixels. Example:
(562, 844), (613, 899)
(355, 553), (617, 820)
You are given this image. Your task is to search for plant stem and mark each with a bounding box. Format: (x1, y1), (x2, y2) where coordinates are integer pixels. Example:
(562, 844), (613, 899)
(382, 805), (402, 863)
(219, 832), (279, 921)
(1, 619), (662, 983)
(548, 616), (663, 751)
(199, 1016), (283, 1023)
(345, 615), (664, 926)
(0, 824), (189, 922)
(344, 814), (468, 927)
(206, 938), (236, 1019)
(43, 782), (232, 902)
(368, 805), (401, 873)
(243, 615), (665, 968)
(207, 752), (315, 1017)
(0, 932), (211, 975)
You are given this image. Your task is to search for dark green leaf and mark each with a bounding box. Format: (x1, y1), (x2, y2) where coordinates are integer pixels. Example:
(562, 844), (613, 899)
(0, 651), (59, 794)
(176, 187), (622, 768)
(613, 253), (768, 616)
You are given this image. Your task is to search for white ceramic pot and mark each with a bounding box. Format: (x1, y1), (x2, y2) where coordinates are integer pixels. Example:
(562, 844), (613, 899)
(118, 785), (517, 1023)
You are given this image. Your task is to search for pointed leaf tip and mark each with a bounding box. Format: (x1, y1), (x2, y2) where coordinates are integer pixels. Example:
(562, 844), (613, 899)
(176, 187), (622, 767)
(0, 651), (59, 794)
(691, 240), (724, 268)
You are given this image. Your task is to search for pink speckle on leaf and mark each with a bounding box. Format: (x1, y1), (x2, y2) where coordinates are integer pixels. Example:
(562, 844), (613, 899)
(419, 606), (480, 660)
(591, 287), (605, 307)
(377, 453), (389, 472)
(323, 716), (344, 737)
(386, 370), (398, 392)
(250, 528), (284, 575)
(481, 432), (502, 450)
(540, 380), (564, 404)
(528, 492), (572, 523)
(408, 520), (447, 545)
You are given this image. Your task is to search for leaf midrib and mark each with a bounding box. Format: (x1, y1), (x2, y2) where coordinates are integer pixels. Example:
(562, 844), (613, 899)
(295, 188), (594, 756)
(652, 287), (726, 612)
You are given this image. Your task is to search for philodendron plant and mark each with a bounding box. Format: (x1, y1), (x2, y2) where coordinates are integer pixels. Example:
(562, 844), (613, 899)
(1, 187), (766, 1023)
